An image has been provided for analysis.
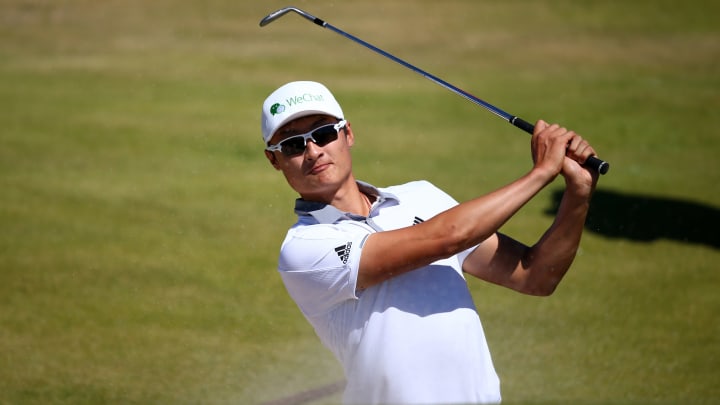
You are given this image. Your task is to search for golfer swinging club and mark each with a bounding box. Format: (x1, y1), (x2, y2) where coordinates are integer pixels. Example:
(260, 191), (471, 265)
(262, 81), (598, 404)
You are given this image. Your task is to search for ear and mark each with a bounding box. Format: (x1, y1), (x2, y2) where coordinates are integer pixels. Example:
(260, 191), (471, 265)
(264, 150), (281, 170)
(344, 121), (355, 147)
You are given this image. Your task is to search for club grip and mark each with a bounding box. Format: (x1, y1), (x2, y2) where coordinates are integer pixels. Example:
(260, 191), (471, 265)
(510, 116), (609, 175)
(511, 116), (536, 134)
(585, 155), (609, 174)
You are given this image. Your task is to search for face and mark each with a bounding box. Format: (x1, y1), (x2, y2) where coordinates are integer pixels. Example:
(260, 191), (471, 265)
(265, 114), (355, 202)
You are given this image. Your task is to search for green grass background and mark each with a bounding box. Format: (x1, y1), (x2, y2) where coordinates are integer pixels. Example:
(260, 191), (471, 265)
(1, 0), (718, 404)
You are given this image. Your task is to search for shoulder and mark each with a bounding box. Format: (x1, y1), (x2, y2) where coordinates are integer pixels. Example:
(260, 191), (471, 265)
(382, 180), (442, 194)
(279, 222), (372, 270)
(382, 180), (458, 208)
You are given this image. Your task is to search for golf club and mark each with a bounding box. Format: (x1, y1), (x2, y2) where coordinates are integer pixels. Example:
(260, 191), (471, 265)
(259, 7), (609, 175)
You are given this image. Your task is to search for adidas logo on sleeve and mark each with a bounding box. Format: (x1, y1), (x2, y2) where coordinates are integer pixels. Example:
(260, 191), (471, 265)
(335, 242), (352, 264)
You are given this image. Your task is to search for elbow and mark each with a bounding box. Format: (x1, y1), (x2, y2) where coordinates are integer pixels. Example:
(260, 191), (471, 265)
(522, 284), (555, 297)
(534, 284), (557, 297)
(520, 277), (561, 297)
(517, 260), (570, 296)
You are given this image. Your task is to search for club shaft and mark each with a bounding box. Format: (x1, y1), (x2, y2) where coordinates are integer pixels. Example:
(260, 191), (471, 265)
(263, 8), (609, 175)
(325, 25), (512, 121)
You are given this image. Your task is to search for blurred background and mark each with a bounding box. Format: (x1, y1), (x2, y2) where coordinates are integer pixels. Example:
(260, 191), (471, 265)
(1, 0), (718, 404)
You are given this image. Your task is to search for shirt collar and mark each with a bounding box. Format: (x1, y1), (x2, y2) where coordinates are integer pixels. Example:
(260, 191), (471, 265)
(294, 181), (399, 224)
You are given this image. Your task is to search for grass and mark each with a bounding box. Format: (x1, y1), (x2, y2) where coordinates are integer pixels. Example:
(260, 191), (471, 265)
(1, 0), (719, 404)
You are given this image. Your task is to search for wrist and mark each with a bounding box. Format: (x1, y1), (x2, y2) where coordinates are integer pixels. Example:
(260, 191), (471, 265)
(563, 178), (595, 201)
(528, 166), (558, 188)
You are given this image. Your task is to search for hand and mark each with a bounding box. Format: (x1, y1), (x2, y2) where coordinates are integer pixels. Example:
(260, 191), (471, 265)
(532, 120), (598, 195)
(530, 120), (575, 180)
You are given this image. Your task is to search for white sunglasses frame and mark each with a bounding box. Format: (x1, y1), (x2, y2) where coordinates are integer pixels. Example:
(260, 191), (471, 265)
(265, 120), (347, 156)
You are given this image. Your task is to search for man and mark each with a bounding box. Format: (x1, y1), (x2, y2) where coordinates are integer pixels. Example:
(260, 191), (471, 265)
(261, 81), (598, 404)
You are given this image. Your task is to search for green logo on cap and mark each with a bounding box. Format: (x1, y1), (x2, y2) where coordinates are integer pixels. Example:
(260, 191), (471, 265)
(270, 103), (285, 116)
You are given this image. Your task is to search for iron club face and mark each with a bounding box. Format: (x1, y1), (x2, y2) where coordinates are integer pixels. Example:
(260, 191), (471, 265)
(259, 7), (323, 27)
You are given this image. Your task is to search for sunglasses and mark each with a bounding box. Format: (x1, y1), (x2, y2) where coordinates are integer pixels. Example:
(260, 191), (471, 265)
(266, 120), (347, 157)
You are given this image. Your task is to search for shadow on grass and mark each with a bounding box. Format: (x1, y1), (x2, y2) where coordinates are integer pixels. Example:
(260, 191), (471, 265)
(545, 188), (720, 249)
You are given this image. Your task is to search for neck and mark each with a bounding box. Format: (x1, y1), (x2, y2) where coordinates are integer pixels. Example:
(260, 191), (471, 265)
(330, 182), (371, 217)
(300, 178), (371, 216)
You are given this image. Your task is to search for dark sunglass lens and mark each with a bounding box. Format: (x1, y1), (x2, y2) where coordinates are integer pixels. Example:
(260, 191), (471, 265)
(280, 137), (306, 156)
(277, 124), (340, 156)
(312, 126), (339, 146)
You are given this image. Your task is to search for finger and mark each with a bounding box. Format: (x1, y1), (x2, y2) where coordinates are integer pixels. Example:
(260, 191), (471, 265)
(566, 132), (582, 153)
(544, 124), (570, 142)
(567, 137), (598, 165)
(533, 119), (549, 135)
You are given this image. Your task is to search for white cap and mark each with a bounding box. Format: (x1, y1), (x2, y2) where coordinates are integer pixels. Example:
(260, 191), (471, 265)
(261, 81), (344, 144)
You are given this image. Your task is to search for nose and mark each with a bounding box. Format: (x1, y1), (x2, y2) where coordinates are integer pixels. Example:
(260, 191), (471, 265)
(304, 139), (324, 159)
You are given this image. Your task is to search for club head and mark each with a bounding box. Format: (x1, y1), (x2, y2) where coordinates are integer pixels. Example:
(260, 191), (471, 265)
(259, 7), (319, 27)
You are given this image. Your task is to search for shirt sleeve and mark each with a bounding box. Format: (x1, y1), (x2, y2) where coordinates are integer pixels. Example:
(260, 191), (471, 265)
(277, 222), (370, 318)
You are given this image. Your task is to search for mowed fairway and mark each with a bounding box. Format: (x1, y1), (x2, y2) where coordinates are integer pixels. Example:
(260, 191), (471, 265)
(1, 1), (718, 404)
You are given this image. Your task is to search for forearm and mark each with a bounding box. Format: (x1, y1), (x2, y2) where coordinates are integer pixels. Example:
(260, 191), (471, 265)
(426, 168), (555, 255)
(522, 187), (592, 295)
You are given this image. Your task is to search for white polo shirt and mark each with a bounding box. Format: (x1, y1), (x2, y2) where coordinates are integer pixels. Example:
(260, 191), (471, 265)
(277, 180), (501, 404)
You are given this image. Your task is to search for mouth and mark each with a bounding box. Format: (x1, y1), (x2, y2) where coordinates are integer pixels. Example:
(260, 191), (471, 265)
(306, 162), (331, 175)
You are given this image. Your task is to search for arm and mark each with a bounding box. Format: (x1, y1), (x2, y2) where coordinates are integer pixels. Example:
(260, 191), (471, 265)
(462, 121), (599, 295)
(357, 120), (597, 291)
